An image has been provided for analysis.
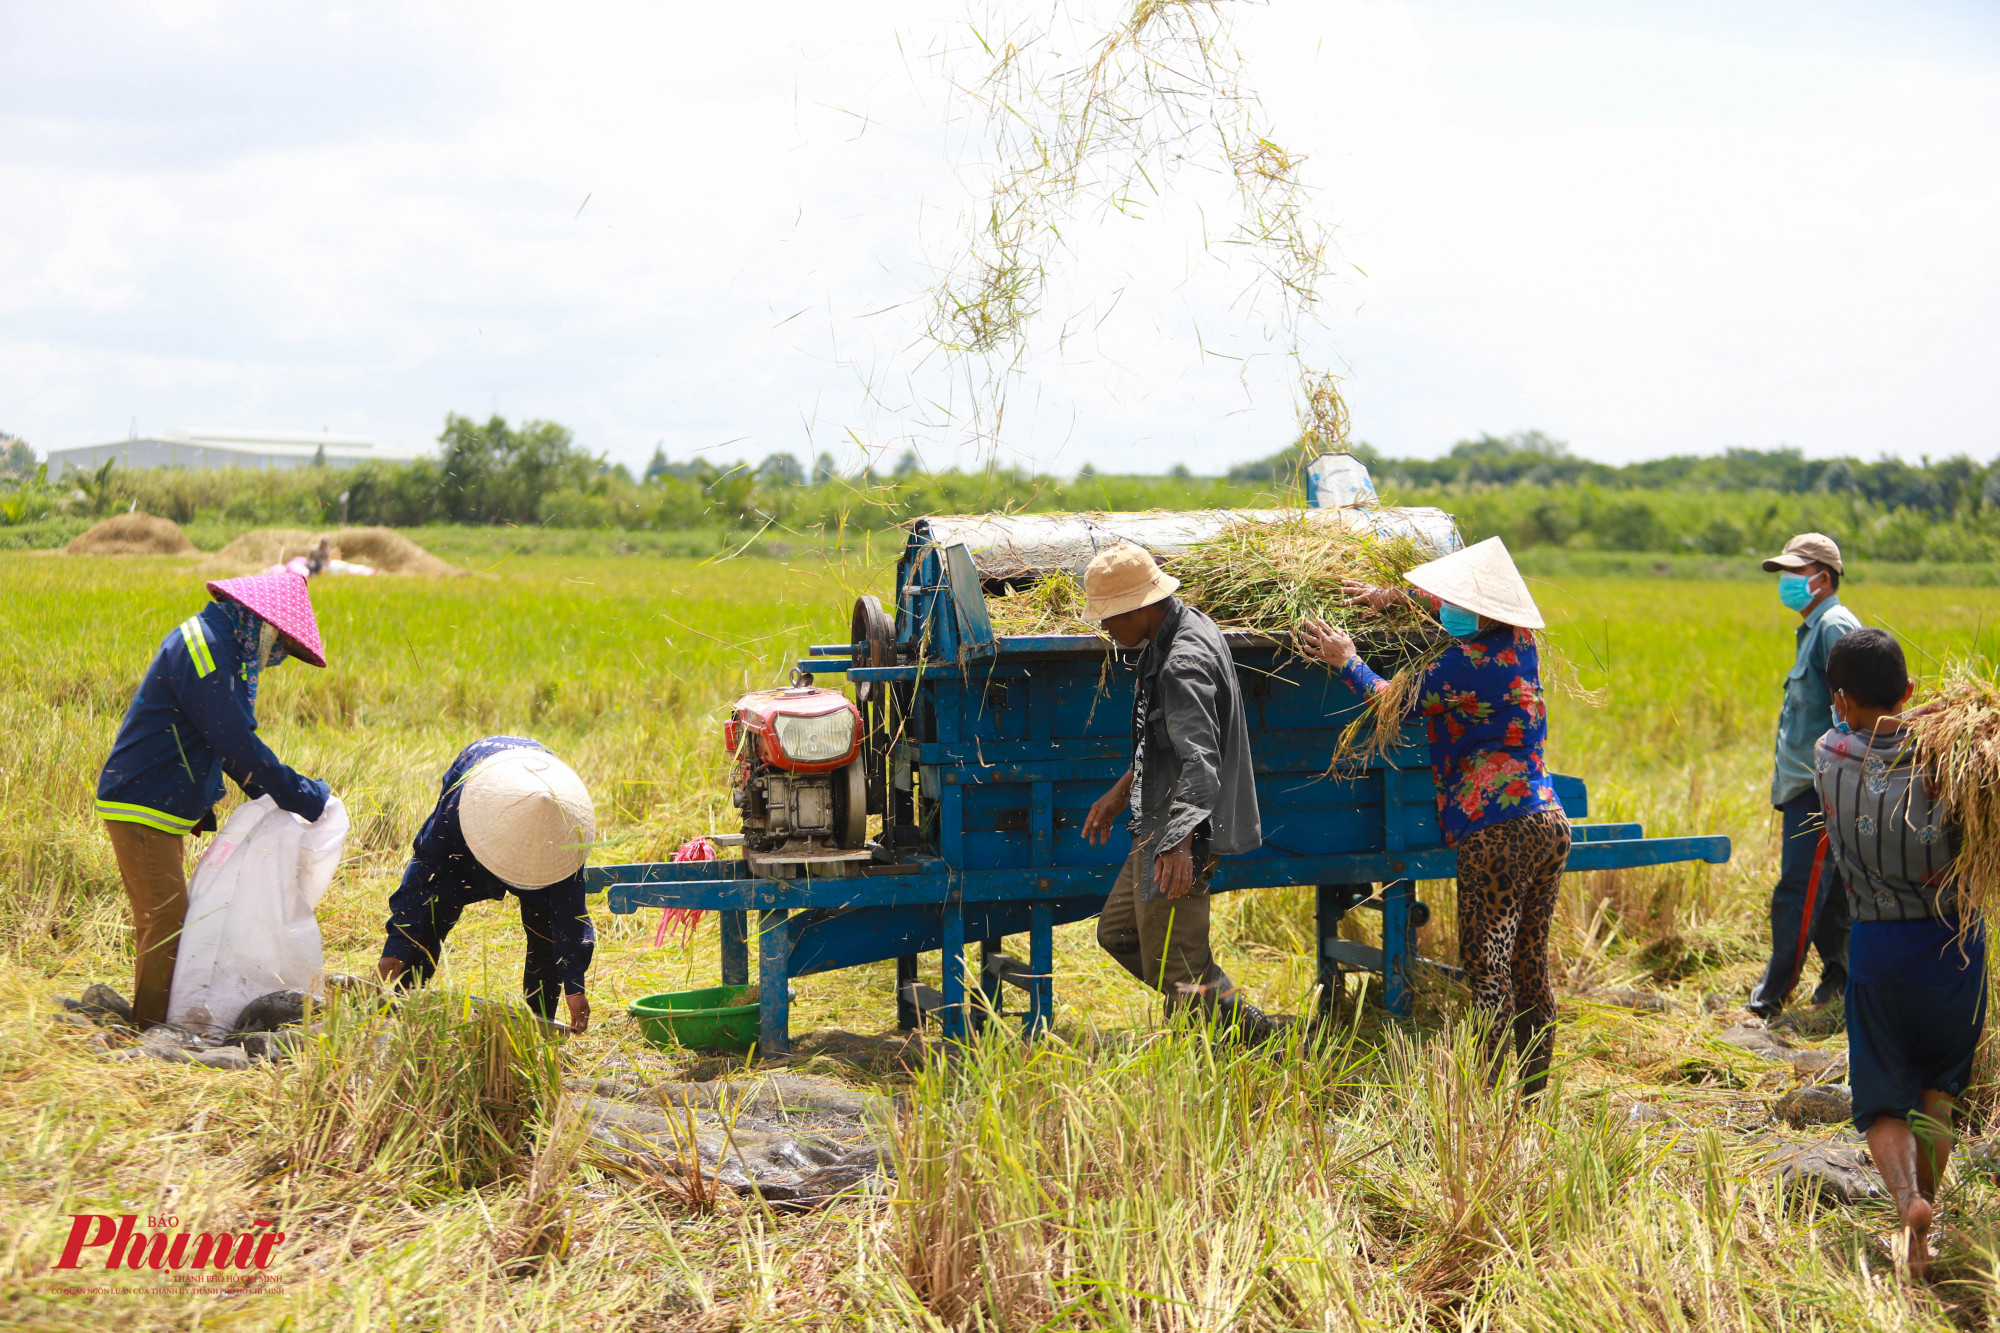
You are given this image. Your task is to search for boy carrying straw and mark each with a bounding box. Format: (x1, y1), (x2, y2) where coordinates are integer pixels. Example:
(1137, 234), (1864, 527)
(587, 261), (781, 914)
(1815, 628), (1985, 1279)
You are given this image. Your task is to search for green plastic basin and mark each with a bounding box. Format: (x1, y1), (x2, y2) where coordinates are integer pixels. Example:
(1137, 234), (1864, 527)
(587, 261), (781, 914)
(627, 985), (759, 1054)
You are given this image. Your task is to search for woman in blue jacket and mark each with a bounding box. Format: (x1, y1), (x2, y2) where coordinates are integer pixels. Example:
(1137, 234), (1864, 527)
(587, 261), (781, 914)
(96, 572), (331, 1028)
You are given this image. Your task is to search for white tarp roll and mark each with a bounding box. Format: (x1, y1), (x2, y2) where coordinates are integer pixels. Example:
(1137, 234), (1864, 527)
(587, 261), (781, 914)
(922, 505), (1462, 584)
(168, 794), (347, 1035)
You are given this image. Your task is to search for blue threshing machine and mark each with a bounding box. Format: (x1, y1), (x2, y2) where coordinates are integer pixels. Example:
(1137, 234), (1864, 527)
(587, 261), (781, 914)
(588, 503), (1731, 1056)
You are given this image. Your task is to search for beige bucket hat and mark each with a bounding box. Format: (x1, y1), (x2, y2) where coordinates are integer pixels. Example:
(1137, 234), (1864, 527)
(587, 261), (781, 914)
(1761, 532), (1843, 575)
(1082, 543), (1181, 622)
(460, 749), (596, 888)
(1403, 536), (1545, 630)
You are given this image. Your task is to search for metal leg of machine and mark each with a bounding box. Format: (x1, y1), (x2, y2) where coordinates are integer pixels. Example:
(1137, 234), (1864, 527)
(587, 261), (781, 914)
(940, 902), (967, 1044)
(1315, 884), (1345, 1018)
(720, 910), (749, 987)
(1024, 901), (1053, 1038)
(758, 909), (791, 1057)
(1381, 880), (1414, 1018)
(976, 936), (1005, 1029)
(895, 954), (920, 1031)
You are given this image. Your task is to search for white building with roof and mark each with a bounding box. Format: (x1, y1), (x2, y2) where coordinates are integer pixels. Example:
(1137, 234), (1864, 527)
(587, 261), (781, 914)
(46, 428), (426, 475)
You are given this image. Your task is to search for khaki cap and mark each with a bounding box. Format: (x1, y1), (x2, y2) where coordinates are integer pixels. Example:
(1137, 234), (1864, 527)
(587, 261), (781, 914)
(1403, 536), (1545, 630)
(460, 748), (596, 888)
(1082, 543), (1180, 622)
(1761, 532), (1843, 575)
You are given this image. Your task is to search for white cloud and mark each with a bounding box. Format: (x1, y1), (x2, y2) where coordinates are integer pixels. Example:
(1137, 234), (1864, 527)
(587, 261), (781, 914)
(0, 0), (1995, 472)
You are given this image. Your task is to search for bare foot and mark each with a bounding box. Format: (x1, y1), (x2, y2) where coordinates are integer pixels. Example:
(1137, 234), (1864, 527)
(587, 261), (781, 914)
(1902, 1196), (1935, 1282)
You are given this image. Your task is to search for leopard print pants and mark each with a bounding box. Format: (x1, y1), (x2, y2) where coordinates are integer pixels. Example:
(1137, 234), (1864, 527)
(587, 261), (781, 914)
(1454, 809), (1572, 1092)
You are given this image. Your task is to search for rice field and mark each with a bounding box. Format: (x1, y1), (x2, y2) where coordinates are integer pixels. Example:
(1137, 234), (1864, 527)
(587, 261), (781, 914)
(9, 545), (2000, 1329)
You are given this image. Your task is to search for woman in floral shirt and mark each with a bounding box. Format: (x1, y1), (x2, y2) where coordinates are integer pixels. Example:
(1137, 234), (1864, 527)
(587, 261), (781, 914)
(1302, 537), (1570, 1092)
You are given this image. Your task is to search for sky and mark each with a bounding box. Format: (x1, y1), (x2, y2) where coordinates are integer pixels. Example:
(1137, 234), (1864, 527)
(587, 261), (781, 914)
(2, 0), (1996, 476)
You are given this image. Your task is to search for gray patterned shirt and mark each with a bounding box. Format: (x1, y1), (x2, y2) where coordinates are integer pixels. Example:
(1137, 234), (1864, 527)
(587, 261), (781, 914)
(1813, 725), (1957, 922)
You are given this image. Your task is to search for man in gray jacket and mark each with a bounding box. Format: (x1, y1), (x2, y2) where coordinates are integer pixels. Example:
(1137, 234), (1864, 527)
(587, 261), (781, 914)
(1078, 543), (1269, 1037)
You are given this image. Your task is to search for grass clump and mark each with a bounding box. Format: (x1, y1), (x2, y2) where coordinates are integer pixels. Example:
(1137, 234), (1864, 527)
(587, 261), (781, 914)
(273, 989), (564, 1190)
(887, 1017), (1925, 1330)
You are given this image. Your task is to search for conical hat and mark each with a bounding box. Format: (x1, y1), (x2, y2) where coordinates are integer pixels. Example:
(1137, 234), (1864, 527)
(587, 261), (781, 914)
(206, 571), (327, 667)
(459, 749), (596, 888)
(1403, 536), (1544, 630)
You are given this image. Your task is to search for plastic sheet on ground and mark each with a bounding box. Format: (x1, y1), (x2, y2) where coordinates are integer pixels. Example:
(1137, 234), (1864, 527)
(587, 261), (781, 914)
(578, 1072), (894, 1208)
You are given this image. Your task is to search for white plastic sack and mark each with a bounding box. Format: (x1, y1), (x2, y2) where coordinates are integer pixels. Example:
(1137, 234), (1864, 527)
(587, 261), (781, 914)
(1305, 453), (1380, 508)
(167, 794), (348, 1035)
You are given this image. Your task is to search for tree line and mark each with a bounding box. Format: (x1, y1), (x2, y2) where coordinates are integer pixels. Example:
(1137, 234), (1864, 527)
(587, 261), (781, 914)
(5, 418), (2000, 565)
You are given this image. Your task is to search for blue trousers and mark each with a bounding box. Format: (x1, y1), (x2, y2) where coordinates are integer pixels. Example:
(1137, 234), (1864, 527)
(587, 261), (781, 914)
(1848, 967), (1986, 1132)
(1750, 790), (1849, 1013)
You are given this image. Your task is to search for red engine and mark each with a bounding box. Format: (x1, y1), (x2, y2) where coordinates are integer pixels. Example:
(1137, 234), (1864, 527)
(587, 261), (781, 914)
(724, 685), (868, 871)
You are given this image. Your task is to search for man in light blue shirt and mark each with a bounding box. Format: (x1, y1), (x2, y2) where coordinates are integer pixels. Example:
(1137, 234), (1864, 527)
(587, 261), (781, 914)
(1748, 532), (1861, 1018)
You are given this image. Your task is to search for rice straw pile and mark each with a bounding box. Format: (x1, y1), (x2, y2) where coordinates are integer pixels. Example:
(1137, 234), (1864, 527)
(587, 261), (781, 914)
(982, 517), (1450, 747)
(985, 570), (1095, 637)
(1905, 662), (2000, 922)
(1168, 516), (1446, 674)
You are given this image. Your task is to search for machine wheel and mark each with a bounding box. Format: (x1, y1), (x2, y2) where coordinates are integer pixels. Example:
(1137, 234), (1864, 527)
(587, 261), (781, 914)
(850, 595), (894, 668)
(833, 756), (869, 849)
(850, 595), (895, 817)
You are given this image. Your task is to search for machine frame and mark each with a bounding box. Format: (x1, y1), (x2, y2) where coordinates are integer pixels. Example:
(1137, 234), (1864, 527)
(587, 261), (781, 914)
(587, 520), (1731, 1056)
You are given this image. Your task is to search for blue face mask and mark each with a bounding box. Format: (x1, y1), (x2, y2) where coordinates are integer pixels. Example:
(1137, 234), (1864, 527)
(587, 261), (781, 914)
(1439, 603), (1481, 638)
(1777, 572), (1817, 612)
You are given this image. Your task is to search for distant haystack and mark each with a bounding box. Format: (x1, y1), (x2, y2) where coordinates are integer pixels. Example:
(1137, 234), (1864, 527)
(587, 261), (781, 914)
(323, 527), (461, 577)
(214, 529), (319, 568)
(66, 513), (197, 556)
(217, 526), (462, 577)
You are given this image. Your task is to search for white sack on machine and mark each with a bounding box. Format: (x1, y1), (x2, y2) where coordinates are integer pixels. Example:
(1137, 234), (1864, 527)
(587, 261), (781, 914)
(168, 794), (348, 1035)
(924, 505), (1460, 585)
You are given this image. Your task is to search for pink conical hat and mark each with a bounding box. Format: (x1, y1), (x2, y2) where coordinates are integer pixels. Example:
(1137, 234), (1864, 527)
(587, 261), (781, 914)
(205, 571), (327, 667)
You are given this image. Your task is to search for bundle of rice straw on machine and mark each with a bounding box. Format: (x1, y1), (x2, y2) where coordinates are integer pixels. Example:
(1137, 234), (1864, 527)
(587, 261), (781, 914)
(967, 504), (1458, 680)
